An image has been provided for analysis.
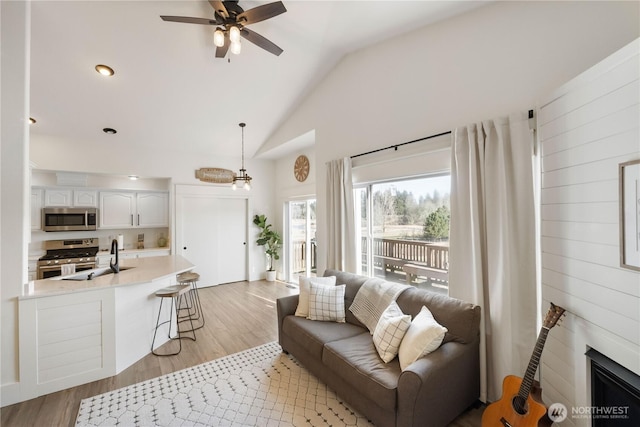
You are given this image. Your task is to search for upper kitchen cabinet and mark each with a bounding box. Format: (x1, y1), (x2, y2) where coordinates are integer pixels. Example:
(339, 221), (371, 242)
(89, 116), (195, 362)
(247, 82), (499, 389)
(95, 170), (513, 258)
(74, 190), (99, 207)
(44, 189), (97, 207)
(100, 191), (169, 229)
(100, 192), (136, 228)
(136, 192), (169, 228)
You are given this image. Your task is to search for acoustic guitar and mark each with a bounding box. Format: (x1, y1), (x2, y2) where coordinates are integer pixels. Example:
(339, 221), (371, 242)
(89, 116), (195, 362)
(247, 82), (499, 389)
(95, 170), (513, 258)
(482, 302), (566, 427)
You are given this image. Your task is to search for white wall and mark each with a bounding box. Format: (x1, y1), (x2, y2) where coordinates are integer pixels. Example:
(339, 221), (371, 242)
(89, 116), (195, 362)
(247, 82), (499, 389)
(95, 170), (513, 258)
(1, 0), (31, 407)
(538, 39), (639, 426)
(266, 0), (640, 277)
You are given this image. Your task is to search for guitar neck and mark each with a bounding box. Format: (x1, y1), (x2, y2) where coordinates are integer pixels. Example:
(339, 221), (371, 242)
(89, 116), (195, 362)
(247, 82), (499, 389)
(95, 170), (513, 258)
(518, 326), (550, 398)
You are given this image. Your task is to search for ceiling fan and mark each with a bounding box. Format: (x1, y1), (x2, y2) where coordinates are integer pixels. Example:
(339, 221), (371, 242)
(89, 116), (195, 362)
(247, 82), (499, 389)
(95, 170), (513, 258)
(161, 1), (286, 58)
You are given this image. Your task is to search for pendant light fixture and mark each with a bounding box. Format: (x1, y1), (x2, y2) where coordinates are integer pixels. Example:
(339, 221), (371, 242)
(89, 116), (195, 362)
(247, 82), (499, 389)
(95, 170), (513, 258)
(232, 122), (252, 191)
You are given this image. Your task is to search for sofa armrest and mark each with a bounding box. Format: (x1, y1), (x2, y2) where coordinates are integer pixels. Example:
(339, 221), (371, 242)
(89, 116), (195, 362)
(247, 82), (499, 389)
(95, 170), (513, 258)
(396, 338), (480, 427)
(276, 295), (299, 349)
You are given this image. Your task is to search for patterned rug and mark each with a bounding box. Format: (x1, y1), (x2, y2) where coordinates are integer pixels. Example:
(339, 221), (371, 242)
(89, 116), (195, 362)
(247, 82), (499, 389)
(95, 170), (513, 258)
(75, 341), (374, 426)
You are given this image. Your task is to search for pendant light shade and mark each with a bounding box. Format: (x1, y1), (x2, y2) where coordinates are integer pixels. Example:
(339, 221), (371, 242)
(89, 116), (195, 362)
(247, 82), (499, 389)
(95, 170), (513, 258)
(232, 123), (252, 191)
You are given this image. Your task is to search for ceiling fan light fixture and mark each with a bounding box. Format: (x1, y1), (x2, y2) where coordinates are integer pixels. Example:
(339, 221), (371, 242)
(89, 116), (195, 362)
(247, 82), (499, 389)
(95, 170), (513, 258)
(230, 40), (242, 55)
(229, 25), (240, 43)
(213, 28), (225, 47)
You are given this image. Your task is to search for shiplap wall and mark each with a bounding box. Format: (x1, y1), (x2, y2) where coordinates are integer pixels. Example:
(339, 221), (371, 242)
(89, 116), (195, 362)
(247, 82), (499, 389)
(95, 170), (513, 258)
(538, 39), (640, 426)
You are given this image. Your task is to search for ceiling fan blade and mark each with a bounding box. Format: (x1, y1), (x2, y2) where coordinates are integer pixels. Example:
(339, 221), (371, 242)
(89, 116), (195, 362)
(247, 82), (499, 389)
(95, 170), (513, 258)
(238, 1), (286, 25)
(160, 16), (219, 25)
(240, 28), (283, 56)
(209, 1), (229, 19)
(216, 35), (230, 58)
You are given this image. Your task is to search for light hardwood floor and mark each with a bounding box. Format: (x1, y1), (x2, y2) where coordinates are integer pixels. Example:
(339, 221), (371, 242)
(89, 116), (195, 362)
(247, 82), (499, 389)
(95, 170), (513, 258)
(1, 280), (482, 427)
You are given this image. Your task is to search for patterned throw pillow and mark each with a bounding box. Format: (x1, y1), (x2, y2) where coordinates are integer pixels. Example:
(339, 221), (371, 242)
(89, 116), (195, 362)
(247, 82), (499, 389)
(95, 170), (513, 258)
(373, 302), (411, 363)
(307, 282), (346, 322)
(398, 305), (448, 370)
(295, 276), (337, 318)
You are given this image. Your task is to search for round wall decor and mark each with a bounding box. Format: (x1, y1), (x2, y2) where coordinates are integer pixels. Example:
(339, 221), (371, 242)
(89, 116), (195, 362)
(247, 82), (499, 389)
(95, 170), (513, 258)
(294, 155), (310, 182)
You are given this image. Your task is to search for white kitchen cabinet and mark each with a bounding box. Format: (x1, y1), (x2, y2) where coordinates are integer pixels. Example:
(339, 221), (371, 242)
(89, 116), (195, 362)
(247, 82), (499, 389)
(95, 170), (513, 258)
(44, 189), (72, 207)
(136, 192), (169, 227)
(43, 188), (97, 207)
(99, 191), (169, 229)
(73, 190), (98, 207)
(99, 192), (136, 228)
(31, 189), (43, 230)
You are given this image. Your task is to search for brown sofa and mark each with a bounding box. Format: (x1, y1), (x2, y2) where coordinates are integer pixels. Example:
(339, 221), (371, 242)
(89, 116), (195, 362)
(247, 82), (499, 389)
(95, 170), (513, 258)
(276, 269), (481, 427)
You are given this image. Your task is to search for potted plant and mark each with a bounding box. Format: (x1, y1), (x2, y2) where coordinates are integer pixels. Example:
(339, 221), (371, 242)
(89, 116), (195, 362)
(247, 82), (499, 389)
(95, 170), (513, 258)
(252, 214), (282, 282)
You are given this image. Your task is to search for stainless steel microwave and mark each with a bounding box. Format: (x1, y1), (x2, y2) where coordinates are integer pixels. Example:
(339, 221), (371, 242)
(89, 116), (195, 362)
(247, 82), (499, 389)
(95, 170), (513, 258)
(42, 207), (98, 232)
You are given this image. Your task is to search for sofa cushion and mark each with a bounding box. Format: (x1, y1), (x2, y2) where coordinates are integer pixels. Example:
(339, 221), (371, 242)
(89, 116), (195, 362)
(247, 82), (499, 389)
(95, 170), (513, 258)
(282, 315), (366, 359)
(323, 332), (401, 412)
(398, 305), (448, 370)
(308, 282), (346, 322)
(295, 276), (337, 318)
(373, 301), (411, 363)
(396, 287), (481, 344)
(323, 269), (368, 327)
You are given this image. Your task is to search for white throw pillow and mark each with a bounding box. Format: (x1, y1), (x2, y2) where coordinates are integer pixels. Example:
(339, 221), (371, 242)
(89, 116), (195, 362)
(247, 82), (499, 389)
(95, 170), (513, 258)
(295, 276), (337, 318)
(307, 282), (346, 323)
(398, 306), (448, 371)
(373, 302), (411, 363)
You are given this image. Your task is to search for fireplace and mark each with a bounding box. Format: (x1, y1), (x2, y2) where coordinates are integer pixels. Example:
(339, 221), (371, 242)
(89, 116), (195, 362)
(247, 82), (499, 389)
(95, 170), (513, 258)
(586, 349), (640, 426)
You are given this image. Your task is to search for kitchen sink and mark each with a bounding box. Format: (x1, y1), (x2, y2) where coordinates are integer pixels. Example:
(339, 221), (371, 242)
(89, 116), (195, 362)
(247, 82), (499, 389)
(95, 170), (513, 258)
(60, 266), (134, 281)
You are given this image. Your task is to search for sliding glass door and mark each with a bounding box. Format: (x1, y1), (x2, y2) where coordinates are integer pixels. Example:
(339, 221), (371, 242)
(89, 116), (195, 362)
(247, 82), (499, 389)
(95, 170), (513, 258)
(355, 175), (451, 294)
(286, 199), (316, 284)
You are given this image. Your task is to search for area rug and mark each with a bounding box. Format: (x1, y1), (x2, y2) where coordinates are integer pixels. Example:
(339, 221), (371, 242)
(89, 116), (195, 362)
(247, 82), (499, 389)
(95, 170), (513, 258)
(75, 341), (374, 426)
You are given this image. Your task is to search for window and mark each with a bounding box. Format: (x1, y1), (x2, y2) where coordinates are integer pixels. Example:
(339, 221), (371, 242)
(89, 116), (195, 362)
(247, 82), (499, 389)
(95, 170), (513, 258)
(355, 175), (450, 294)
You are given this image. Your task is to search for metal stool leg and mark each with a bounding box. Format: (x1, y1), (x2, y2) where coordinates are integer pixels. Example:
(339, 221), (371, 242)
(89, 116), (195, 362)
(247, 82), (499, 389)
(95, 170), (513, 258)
(152, 284), (196, 356)
(152, 296), (182, 356)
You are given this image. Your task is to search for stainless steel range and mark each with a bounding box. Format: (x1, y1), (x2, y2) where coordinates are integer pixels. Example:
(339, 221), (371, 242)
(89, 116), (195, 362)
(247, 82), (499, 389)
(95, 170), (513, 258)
(37, 238), (99, 279)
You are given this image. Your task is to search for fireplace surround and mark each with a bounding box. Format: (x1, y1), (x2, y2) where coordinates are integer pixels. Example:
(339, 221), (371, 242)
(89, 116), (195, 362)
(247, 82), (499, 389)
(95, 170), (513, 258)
(586, 348), (640, 426)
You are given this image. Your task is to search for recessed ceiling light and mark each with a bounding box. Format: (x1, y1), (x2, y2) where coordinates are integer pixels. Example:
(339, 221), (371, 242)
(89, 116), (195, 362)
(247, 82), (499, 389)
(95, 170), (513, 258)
(95, 64), (114, 76)
(103, 127), (117, 134)
(128, 175), (139, 181)
(29, 117), (36, 124)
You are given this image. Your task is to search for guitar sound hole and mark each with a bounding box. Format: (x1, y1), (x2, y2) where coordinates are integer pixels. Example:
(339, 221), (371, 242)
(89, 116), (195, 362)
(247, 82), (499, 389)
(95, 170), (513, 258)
(512, 396), (528, 415)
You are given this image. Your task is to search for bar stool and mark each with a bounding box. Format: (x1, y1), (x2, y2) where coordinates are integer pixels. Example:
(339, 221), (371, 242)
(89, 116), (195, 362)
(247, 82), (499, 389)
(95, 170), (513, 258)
(176, 271), (204, 331)
(151, 284), (196, 356)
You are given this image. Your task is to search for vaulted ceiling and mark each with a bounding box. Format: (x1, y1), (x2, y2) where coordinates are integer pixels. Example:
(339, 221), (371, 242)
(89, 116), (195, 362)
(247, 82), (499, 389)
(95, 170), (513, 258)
(29, 1), (487, 159)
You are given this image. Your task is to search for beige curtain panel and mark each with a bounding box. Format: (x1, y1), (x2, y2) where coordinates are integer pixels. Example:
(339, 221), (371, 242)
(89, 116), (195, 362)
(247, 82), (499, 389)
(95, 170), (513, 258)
(449, 111), (538, 403)
(325, 157), (357, 272)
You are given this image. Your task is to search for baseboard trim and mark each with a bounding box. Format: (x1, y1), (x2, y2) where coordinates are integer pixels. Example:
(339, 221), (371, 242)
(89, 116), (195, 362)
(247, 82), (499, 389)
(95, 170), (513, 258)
(1, 382), (22, 407)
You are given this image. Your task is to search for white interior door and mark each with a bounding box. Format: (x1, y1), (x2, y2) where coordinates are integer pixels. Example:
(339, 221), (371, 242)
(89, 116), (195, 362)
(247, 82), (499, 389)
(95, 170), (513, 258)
(217, 198), (247, 284)
(177, 195), (247, 287)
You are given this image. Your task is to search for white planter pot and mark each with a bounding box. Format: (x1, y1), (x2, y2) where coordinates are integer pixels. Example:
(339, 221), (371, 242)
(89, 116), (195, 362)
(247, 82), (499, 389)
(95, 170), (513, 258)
(265, 270), (277, 282)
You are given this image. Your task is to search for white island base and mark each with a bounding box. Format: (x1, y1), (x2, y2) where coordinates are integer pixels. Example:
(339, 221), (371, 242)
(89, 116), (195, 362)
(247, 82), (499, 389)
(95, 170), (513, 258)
(17, 255), (194, 402)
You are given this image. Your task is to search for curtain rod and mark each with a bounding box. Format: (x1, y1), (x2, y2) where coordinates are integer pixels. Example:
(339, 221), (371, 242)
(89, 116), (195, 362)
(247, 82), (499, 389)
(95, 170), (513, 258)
(350, 130), (452, 159)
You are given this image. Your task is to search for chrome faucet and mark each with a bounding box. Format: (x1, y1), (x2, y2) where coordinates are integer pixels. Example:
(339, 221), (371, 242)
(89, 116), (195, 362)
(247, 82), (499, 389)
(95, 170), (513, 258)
(110, 238), (120, 273)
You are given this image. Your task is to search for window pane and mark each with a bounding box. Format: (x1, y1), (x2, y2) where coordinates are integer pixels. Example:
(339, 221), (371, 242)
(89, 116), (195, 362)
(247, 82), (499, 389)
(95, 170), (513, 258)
(369, 175), (450, 294)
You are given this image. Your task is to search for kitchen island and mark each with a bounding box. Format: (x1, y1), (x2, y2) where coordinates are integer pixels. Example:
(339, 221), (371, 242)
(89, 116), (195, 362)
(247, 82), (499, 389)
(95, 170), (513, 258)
(18, 255), (195, 402)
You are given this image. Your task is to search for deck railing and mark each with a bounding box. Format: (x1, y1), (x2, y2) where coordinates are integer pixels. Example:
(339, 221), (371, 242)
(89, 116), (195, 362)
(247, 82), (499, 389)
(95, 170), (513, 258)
(369, 237), (449, 270)
(291, 241), (317, 274)
(291, 238), (448, 285)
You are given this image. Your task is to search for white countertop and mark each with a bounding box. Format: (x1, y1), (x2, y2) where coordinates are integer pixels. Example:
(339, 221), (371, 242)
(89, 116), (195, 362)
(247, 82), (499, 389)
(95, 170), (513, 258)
(21, 255), (194, 299)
